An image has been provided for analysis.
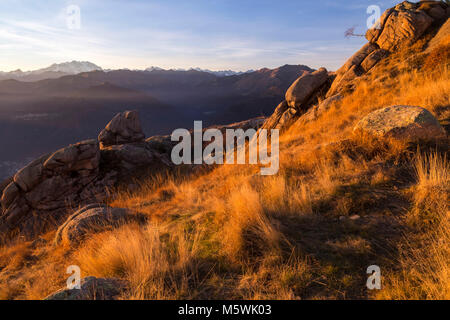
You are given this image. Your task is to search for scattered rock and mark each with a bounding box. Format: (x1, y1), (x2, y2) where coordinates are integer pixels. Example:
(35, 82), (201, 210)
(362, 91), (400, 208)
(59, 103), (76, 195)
(285, 68), (329, 110)
(98, 111), (145, 148)
(45, 276), (128, 300)
(354, 105), (446, 141)
(54, 204), (134, 246)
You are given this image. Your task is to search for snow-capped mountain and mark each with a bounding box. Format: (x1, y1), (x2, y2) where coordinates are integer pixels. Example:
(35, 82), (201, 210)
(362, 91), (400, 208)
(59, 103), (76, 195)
(39, 61), (102, 74)
(144, 66), (253, 77)
(0, 61), (103, 82)
(190, 67), (254, 77)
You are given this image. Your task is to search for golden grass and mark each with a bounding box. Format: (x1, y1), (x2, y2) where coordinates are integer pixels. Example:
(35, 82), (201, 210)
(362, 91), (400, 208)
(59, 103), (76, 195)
(75, 223), (203, 299)
(378, 152), (449, 299)
(0, 31), (449, 300)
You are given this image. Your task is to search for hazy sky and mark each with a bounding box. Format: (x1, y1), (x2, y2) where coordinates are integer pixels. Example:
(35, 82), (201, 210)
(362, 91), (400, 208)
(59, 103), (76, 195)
(0, 0), (404, 72)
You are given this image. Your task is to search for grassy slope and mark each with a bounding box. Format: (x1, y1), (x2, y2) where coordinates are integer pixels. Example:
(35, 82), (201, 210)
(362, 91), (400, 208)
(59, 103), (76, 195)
(0, 30), (449, 300)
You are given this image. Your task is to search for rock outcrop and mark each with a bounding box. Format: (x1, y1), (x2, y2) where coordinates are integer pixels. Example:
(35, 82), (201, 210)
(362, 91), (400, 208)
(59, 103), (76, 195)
(261, 68), (329, 131)
(354, 105), (446, 141)
(285, 68), (329, 110)
(54, 204), (135, 246)
(366, 1), (447, 51)
(0, 111), (267, 240)
(299, 94), (343, 123)
(0, 140), (115, 238)
(98, 111), (145, 148)
(327, 1), (448, 98)
(45, 276), (127, 300)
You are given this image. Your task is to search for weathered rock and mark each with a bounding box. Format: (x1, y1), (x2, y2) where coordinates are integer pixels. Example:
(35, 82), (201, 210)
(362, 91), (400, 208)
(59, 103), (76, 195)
(427, 18), (450, 52)
(378, 10), (433, 51)
(0, 140), (108, 239)
(285, 68), (329, 110)
(425, 4), (447, 21)
(327, 64), (363, 97)
(54, 204), (133, 246)
(13, 155), (46, 192)
(361, 49), (389, 72)
(338, 43), (379, 76)
(366, 2), (437, 51)
(98, 111), (145, 148)
(300, 94), (343, 123)
(327, 43), (379, 97)
(277, 107), (298, 128)
(366, 8), (395, 43)
(45, 276), (127, 300)
(354, 105), (446, 141)
(260, 101), (289, 130)
(1, 182), (20, 209)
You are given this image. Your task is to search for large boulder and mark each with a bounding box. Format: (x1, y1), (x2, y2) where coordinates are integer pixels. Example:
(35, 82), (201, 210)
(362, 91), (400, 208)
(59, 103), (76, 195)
(354, 105), (446, 141)
(285, 68), (329, 110)
(98, 111), (145, 148)
(365, 1), (447, 52)
(45, 276), (127, 300)
(54, 204), (134, 246)
(0, 140), (113, 239)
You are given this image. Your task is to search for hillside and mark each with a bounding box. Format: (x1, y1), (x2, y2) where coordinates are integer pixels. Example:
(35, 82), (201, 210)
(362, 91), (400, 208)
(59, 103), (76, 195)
(0, 1), (449, 300)
(0, 64), (310, 179)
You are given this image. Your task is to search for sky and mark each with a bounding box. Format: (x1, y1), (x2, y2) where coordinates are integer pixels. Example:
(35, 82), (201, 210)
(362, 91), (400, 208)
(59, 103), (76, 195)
(0, 0), (406, 72)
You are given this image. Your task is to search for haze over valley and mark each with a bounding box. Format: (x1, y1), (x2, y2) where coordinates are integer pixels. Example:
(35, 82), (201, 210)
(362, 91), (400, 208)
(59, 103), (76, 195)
(0, 61), (311, 179)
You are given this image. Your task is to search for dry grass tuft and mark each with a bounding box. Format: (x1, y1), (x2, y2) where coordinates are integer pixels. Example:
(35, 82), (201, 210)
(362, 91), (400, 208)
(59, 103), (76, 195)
(379, 152), (450, 299)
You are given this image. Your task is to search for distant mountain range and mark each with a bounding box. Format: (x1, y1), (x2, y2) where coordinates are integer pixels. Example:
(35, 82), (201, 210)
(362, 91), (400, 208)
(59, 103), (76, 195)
(146, 66), (254, 77)
(0, 61), (254, 82)
(0, 62), (313, 179)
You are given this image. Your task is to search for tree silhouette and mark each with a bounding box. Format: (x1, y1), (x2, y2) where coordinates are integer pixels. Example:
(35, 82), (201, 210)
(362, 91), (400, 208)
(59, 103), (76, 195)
(344, 26), (365, 38)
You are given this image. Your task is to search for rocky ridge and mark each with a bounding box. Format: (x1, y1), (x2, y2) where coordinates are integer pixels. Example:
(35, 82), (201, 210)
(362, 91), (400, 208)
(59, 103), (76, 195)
(261, 0), (449, 132)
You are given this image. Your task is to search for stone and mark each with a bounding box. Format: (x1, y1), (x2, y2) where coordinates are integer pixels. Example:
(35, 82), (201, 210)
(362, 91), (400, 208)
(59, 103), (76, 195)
(285, 68), (329, 110)
(300, 94), (343, 123)
(366, 5), (434, 51)
(337, 43), (379, 76)
(327, 43), (379, 98)
(44, 276), (127, 300)
(366, 8), (395, 43)
(277, 107), (298, 129)
(44, 140), (100, 171)
(327, 65), (363, 97)
(361, 49), (389, 73)
(260, 101), (289, 130)
(427, 18), (450, 52)
(98, 111), (145, 148)
(354, 105), (446, 141)
(425, 4), (446, 21)
(0, 177), (13, 195)
(0, 140), (105, 239)
(54, 204), (133, 245)
(1, 182), (20, 209)
(13, 156), (46, 192)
